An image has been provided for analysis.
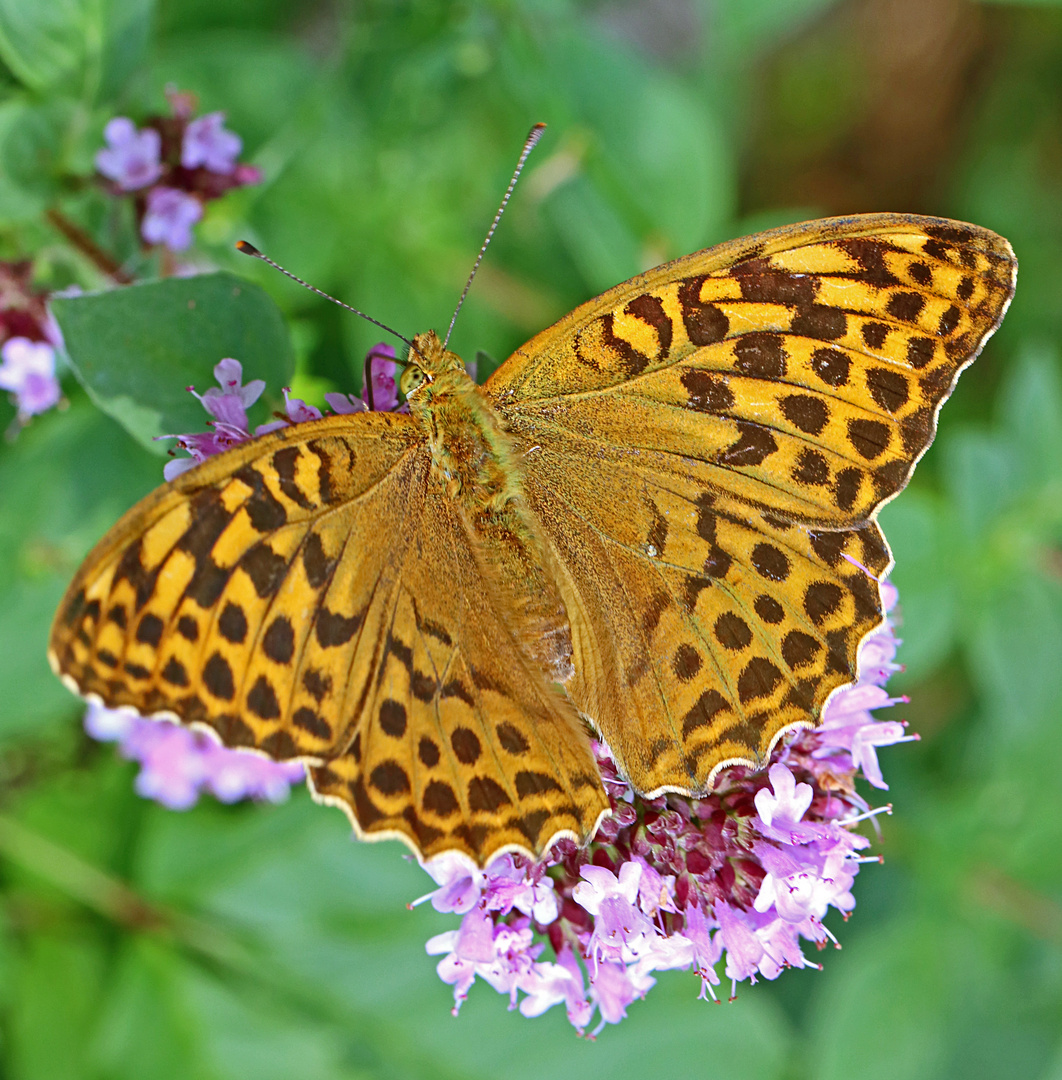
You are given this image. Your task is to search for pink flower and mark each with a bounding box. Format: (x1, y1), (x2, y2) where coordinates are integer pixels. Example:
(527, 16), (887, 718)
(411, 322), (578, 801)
(85, 703), (303, 811)
(197, 357), (266, 428)
(141, 187), (203, 251)
(96, 96), (261, 253)
(350, 342), (399, 412)
(160, 357), (266, 480)
(588, 961), (654, 1027)
(0, 337), (60, 418)
(323, 344), (401, 415)
(415, 853), (485, 915)
(754, 763), (813, 830)
(95, 118), (162, 190)
(181, 112), (242, 174)
(162, 346), (406, 479)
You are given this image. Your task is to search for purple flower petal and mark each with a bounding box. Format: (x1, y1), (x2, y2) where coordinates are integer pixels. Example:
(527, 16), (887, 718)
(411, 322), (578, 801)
(323, 392), (367, 415)
(141, 187), (203, 251)
(588, 961), (653, 1027)
(85, 706), (303, 811)
(455, 907), (496, 963)
(161, 358), (268, 474)
(754, 763), (813, 829)
(714, 901), (764, 984)
(362, 343), (399, 411)
(0, 337), (60, 417)
(280, 389), (323, 424)
(96, 118), (162, 190)
(84, 701), (134, 741)
(181, 112), (242, 174)
(418, 853), (483, 914)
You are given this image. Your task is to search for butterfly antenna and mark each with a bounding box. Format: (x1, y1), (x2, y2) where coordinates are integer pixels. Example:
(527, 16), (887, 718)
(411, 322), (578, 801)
(235, 241), (418, 361)
(442, 122), (546, 350)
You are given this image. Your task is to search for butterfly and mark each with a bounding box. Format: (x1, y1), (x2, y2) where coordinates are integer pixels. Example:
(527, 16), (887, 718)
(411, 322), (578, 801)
(49, 213), (1016, 865)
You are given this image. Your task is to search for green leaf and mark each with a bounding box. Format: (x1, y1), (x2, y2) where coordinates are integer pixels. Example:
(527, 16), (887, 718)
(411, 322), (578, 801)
(999, 343), (1062, 482)
(51, 273), (295, 453)
(0, 0), (153, 98)
(0, 579), (76, 737)
(545, 174), (642, 295)
(0, 98), (63, 222)
(7, 931), (107, 1080)
(715, 0), (845, 53)
(620, 73), (734, 250)
(967, 570), (1062, 736)
(92, 941), (214, 1080)
(941, 429), (1022, 540)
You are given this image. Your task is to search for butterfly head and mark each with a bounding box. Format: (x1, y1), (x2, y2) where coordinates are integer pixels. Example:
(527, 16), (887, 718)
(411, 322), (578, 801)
(401, 330), (467, 402)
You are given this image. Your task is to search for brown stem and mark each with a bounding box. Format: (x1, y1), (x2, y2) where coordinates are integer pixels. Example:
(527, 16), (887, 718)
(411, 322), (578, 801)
(45, 207), (133, 285)
(0, 813), (248, 964)
(972, 865), (1062, 946)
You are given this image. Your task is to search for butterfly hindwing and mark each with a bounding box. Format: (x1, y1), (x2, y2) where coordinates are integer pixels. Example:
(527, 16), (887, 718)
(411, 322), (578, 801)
(491, 214), (1016, 795)
(307, 457), (607, 861)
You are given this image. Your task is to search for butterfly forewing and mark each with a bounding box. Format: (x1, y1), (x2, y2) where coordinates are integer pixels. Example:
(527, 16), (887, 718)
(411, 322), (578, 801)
(50, 412), (607, 864)
(490, 214), (1015, 795)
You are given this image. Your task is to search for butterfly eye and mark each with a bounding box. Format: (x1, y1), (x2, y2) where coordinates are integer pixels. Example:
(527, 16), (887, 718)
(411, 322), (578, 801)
(400, 365), (431, 398)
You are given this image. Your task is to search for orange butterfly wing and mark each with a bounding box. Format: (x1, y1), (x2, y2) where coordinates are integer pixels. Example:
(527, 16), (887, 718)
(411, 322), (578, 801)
(488, 213), (1015, 794)
(49, 412), (607, 863)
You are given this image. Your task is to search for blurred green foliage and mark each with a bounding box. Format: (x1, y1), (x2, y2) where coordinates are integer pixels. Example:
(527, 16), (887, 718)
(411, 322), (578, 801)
(2, 0), (1062, 1077)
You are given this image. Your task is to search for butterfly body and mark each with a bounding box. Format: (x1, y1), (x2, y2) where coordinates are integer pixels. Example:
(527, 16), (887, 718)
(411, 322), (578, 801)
(50, 213), (1016, 865)
(403, 329), (575, 682)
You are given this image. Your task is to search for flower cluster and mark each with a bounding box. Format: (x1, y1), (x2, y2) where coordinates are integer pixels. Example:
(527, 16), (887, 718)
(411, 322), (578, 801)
(160, 344), (400, 480)
(86, 345), (402, 806)
(0, 261), (61, 423)
(95, 91), (261, 252)
(417, 591), (912, 1034)
(85, 702), (303, 810)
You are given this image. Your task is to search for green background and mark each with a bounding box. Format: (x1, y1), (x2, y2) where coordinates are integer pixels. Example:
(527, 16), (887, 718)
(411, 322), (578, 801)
(2, 0), (1062, 1077)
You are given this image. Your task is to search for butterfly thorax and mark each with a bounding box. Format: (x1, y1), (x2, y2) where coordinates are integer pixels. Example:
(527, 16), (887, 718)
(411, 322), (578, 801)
(404, 331), (521, 510)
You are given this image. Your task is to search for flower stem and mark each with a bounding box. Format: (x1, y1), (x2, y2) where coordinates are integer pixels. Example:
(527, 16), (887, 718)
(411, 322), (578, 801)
(45, 207), (133, 285)
(0, 813), (241, 964)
